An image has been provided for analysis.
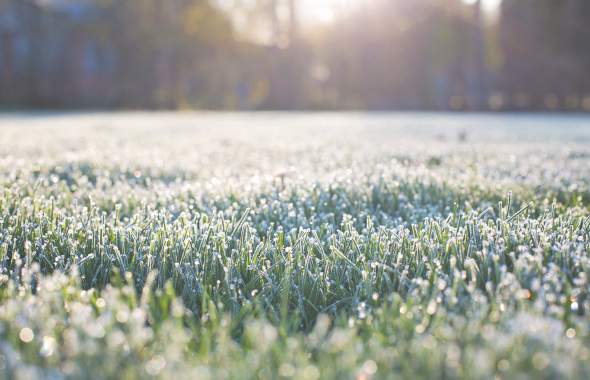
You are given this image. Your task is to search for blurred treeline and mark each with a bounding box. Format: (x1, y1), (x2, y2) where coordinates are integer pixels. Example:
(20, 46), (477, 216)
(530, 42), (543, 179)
(0, 0), (589, 111)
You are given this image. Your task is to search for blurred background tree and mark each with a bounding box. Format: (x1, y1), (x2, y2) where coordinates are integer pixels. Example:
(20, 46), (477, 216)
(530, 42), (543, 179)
(0, 0), (589, 111)
(96, 0), (235, 108)
(499, 0), (590, 110)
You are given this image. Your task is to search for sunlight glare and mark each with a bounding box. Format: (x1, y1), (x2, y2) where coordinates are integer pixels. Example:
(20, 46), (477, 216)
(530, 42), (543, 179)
(301, 0), (360, 24)
(305, 0), (502, 25)
(461, 0), (503, 13)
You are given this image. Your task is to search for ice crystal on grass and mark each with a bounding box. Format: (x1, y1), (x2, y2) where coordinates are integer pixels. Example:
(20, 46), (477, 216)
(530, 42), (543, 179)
(0, 114), (589, 379)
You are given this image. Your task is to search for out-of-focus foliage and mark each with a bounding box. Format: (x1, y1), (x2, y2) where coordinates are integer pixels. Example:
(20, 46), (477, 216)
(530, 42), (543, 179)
(0, 0), (237, 109)
(313, 0), (476, 109)
(499, 0), (590, 110)
(0, 0), (589, 110)
(96, 0), (235, 108)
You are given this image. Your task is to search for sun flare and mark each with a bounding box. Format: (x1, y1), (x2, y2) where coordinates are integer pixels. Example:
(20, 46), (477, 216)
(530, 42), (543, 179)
(300, 0), (361, 24)
(302, 0), (502, 24)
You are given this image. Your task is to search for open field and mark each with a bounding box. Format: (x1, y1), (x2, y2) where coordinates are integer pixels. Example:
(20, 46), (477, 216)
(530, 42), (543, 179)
(0, 112), (589, 379)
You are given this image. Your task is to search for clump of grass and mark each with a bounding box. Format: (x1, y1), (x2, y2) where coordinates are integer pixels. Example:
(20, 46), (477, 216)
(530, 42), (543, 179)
(0, 118), (588, 379)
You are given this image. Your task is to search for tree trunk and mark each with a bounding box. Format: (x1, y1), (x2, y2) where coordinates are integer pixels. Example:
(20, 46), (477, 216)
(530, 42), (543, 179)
(473, 0), (486, 110)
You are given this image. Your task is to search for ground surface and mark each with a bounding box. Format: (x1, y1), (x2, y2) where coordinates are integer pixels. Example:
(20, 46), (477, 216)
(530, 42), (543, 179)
(0, 112), (589, 379)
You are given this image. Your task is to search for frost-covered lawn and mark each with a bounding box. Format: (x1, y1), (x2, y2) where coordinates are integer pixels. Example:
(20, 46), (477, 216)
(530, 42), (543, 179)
(0, 112), (589, 379)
